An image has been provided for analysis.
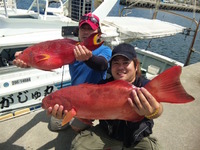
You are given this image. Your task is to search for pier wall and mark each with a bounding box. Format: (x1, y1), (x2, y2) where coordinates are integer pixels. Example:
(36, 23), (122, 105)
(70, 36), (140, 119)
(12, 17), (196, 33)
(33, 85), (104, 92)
(120, 0), (200, 13)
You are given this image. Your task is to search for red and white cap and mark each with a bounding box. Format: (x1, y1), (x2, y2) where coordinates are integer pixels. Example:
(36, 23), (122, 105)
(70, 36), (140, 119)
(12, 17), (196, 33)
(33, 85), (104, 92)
(79, 12), (100, 30)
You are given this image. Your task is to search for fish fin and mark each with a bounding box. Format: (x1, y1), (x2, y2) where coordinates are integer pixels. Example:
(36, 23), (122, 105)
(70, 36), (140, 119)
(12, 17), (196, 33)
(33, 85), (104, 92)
(62, 108), (77, 126)
(145, 66), (194, 103)
(77, 118), (93, 126)
(34, 54), (50, 63)
(103, 80), (133, 89)
(79, 80), (133, 91)
(81, 33), (104, 50)
(131, 116), (144, 122)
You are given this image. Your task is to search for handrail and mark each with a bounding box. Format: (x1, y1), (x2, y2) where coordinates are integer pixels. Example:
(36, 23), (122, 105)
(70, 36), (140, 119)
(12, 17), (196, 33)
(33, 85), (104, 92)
(1, 0), (17, 17)
(3, 0), (8, 17)
(27, 0), (64, 20)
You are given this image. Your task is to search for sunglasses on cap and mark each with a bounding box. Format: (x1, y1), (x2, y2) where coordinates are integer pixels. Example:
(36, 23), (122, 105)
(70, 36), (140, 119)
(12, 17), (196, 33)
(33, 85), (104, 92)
(80, 16), (99, 25)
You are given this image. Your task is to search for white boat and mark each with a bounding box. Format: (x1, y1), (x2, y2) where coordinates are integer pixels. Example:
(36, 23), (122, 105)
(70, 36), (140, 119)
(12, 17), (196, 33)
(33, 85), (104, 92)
(0, 0), (83, 117)
(0, 0), (197, 118)
(0, 0), (79, 46)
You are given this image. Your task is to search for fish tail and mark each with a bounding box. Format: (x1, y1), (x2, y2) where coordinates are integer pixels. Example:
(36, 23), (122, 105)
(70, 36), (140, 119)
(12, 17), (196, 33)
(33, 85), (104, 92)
(145, 66), (194, 103)
(82, 33), (104, 50)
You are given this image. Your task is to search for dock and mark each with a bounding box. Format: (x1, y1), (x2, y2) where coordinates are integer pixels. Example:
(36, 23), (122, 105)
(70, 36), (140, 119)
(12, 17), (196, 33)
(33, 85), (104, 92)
(120, 0), (200, 13)
(0, 62), (200, 150)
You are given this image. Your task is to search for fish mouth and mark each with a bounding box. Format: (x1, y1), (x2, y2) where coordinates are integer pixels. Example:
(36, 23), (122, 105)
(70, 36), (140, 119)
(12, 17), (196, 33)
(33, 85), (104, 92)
(41, 102), (46, 109)
(41, 103), (45, 109)
(41, 100), (47, 109)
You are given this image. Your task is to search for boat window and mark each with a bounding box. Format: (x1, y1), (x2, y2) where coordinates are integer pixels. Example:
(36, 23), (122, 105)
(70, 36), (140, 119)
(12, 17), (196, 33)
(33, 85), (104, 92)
(0, 47), (27, 67)
(147, 65), (160, 75)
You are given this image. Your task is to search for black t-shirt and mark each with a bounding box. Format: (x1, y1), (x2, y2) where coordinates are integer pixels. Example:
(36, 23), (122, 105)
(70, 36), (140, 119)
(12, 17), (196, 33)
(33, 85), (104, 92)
(99, 76), (154, 147)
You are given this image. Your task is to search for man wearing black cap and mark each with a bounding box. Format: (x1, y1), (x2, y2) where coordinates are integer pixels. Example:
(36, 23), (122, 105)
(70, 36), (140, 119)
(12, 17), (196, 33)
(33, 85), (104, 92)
(71, 43), (163, 150)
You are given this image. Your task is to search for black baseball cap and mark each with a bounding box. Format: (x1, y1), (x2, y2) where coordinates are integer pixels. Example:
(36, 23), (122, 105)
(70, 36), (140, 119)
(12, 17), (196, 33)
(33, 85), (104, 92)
(110, 43), (137, 61)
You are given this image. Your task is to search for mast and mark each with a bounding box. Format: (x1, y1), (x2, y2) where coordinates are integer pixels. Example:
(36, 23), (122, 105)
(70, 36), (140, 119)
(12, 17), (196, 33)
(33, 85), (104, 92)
(184, 0), (199, 66)
(152, 0), (160, 19)
(184, 19), (200, 66)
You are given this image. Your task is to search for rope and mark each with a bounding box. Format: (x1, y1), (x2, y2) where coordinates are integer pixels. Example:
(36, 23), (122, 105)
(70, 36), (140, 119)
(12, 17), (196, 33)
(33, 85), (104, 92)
(61, 65), (65, 88)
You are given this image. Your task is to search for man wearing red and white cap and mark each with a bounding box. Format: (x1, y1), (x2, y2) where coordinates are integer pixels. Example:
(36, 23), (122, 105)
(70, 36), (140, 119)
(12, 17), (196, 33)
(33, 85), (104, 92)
(48, 12), (112, 132)
(13, 12), (112, 132)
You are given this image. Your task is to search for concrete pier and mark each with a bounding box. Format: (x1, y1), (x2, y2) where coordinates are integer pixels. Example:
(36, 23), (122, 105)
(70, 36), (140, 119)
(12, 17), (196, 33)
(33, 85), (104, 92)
(0, 62), (200, 150)
(120, 0), (200, 13)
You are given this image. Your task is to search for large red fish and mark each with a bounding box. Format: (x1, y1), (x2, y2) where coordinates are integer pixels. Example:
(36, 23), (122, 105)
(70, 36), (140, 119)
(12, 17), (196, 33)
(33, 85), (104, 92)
(16, 33), (103, 71)
(42, 66), (194, 125)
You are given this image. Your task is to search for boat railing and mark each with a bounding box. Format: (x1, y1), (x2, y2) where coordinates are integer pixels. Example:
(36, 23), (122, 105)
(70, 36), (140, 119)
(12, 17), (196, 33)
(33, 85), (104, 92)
(27, 0), (64, 20)
(0, 0), (17, 17)
(0, 0), (66, 19)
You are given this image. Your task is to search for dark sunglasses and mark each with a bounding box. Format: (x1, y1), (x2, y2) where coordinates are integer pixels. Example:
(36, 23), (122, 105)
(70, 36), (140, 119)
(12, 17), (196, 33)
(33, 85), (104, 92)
(80, 16), (99, 25)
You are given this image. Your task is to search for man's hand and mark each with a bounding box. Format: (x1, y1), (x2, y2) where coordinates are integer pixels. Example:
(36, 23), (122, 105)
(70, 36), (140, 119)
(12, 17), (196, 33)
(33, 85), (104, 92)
(127, 87), (163, 119)
(74, 45), (92, 61)
(13, 51), (30, 68)
(47, 104), (68, 119)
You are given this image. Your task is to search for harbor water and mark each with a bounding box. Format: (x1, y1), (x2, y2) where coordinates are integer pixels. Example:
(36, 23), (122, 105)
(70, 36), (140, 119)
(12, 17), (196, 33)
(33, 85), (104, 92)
(17, 0), (200, 65)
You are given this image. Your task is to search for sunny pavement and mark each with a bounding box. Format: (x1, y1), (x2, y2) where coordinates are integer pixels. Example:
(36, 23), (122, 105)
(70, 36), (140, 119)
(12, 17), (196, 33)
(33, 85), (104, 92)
(0, 62), (200, 150)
